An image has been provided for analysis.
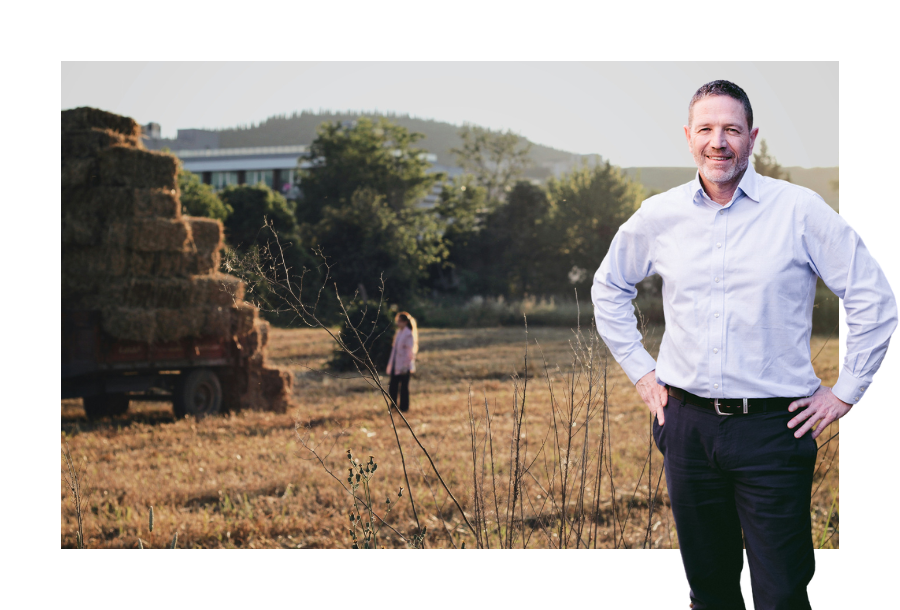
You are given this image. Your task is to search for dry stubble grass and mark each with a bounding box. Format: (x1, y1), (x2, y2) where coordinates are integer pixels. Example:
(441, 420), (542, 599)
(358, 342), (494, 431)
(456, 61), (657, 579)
(61, 325), (840, 549)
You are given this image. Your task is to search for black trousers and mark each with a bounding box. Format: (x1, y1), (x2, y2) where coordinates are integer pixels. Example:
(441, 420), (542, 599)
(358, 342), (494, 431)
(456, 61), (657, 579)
(653, 395), (817, 610)
(389, 373), (410, 412)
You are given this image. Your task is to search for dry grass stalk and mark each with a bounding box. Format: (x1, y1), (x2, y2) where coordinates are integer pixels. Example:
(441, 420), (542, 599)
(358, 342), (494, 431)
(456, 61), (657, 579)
(62, 441), (90, 549)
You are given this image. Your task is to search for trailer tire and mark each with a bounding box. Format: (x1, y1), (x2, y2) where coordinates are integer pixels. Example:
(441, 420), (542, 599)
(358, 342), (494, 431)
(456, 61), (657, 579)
(173, 368), (222, 419)
(83, 393), (130, 421)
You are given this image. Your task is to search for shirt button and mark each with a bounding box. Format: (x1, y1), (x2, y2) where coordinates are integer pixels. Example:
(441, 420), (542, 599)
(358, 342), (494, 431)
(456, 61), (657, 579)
(713, 348), (719, 354)
(714, 384), (719, 389)
(855, 396), (860, 401)
(861, 386), (867, 391)
(716, 242), (722, 248)
(719, 210), (725, 215)
(714, 277), (720, 283)
(714, 312), (719, 318)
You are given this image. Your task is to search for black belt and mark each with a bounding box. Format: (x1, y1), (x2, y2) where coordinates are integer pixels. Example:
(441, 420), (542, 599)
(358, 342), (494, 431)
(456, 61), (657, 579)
(667, 386), (805, 416)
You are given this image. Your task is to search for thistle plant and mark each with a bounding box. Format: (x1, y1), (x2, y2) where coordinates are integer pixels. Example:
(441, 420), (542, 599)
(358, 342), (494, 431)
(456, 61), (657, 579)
(346, 448), (401, 549)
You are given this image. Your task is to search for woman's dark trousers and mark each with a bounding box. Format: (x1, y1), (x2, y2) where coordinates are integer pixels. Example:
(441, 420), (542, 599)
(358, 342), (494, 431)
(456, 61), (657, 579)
(389, 373), (410, 412)
(653, 395), (817, 610)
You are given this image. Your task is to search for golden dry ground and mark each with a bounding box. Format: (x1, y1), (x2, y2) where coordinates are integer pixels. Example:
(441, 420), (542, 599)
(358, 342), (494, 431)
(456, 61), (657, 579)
(61, 326), (840, 549)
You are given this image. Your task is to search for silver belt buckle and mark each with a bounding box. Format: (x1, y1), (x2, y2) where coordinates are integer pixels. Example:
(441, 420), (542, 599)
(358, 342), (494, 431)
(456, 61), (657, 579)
(714, 398), (749, 415)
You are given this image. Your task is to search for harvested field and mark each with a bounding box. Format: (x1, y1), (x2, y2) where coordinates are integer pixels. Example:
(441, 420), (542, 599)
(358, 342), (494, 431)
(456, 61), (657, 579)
(60, 326), (840, 549)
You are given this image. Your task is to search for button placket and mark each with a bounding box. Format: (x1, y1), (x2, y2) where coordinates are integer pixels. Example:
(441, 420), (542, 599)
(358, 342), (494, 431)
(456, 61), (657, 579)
(709, 206), (727, 396)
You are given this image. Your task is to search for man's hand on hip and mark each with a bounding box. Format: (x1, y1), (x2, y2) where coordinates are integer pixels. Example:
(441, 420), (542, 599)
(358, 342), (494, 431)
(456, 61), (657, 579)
(636, 371), (668, 425)
(787, 385), (852, 439)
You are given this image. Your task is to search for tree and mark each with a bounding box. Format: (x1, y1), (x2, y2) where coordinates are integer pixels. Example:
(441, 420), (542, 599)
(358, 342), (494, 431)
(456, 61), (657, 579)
(218, 184), (316, 324)
(178, 169), (232, 220)
(297, 117), (442, 225)
(302, 187), (447, 307)
(753, 139), (791, 182)
(451, 125), (533, 202)
(543, 161), (643, 296)
(219, 183), (300, 252)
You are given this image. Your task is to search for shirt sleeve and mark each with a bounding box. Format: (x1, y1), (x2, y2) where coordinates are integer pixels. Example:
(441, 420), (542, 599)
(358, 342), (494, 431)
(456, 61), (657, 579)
(801, 196), (898, 404)
(591, 206), (659, 385)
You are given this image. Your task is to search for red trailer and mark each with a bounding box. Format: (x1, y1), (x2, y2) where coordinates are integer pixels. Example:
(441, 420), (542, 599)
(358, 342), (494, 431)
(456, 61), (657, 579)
(62, 310), (241, 420)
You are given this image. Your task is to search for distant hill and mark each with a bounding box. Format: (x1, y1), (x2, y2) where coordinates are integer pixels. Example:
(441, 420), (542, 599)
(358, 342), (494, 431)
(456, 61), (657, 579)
(622, 166), (839, 211)
(186, 111), (596, 181)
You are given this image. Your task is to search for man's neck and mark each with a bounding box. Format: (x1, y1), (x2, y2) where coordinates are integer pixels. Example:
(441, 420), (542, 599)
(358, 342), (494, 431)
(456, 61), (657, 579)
(699, 168), (747, 206)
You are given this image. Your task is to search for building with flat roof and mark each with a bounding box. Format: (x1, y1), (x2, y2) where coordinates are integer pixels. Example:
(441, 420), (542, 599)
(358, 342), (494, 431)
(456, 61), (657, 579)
(143, 124), (457, 205)
(176, 146), (310, 198)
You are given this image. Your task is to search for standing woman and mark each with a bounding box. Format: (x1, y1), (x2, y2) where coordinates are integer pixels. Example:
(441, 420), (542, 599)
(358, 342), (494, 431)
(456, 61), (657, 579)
(386, 311), (418, 412)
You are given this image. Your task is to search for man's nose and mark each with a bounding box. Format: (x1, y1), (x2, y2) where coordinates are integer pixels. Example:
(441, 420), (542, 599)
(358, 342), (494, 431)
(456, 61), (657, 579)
(710, 128), (728, 148)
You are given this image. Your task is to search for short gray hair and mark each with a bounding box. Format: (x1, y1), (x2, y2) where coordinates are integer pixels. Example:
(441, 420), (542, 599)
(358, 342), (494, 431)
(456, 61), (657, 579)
(688, 80), (753, 130)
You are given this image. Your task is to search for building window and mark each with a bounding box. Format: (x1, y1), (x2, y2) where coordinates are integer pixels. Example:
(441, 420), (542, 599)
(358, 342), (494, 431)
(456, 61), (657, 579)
(246, 170), (274, 188)
(211, 172), (240, 190)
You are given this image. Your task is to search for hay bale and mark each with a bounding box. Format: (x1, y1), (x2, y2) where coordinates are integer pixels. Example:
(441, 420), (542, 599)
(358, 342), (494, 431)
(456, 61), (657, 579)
(101, 307), (156, 343)
(131, 218), (191, 252)
(62, 211), (104, 246)
(98, 147), (178, 190)
(128, 218), (191, 252)
(63, 187), (180, 220)
(134, 188), (180, 218)
(235, 353), (293, 413)
(203, 306), (232, 336)
(62, 128), (139, 158)
(62, 107), (141, 139)
(192, 273), (245, 307)
(189, 251), (221, 276)
(155, 307), (206, 342)
(62, 247), (128, 285)
(98, 277), (195, 309)
(186, 217), (223, 254)
(61, 158), (98, 187)
(231, 301), (259, 337)
(238, 318), (269, 356)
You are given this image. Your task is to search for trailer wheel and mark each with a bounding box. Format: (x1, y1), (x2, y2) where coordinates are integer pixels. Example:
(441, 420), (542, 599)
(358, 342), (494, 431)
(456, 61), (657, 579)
(173, 369), (222, 419)
(83, 393), (130, 421)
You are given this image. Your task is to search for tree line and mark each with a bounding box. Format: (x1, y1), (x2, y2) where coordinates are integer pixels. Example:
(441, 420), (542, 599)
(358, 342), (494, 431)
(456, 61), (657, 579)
(180, 117), (791, 324)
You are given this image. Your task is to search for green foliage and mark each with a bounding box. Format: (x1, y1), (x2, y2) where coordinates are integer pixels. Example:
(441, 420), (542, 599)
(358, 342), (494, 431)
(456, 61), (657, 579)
(219, 183), (299, 250)
(451, 124), (532, 202)
(543, 161), (643, 295)
(219, 184), (316, 325)
(304, 188), (447, 307)
(329, 301), (396, 372)
(297, 117), (442, 225)
(178, 169), (232, 220)
(436, 161), (641, 300)
(753, 139), (791, 182)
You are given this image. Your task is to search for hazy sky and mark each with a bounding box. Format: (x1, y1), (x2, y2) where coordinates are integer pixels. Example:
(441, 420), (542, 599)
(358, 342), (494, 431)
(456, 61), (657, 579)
(62, 62), (837, 168)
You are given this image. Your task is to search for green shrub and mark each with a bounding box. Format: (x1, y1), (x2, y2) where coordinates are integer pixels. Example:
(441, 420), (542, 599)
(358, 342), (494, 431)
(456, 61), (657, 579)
(329, 303), (396, 372)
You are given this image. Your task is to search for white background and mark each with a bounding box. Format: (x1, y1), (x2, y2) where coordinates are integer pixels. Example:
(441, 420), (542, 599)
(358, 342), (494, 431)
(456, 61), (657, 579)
(3, 1), (896, 608)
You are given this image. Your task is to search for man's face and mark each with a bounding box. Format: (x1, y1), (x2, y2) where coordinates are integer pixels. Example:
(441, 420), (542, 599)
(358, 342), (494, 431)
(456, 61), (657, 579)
(684, 95), (759, 187)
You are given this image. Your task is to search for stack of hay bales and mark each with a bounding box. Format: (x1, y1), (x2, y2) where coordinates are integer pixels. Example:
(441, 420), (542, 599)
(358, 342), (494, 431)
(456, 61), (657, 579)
(61, 107), (292, 413)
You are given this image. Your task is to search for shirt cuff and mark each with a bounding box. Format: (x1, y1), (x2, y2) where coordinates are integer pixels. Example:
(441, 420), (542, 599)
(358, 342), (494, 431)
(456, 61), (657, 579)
(619, 348), (658, 386)
(831, 368), (872, 405)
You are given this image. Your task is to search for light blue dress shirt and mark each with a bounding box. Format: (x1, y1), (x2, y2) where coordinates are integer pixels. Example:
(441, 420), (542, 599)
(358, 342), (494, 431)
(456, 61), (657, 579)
(591, 164), (897, 404)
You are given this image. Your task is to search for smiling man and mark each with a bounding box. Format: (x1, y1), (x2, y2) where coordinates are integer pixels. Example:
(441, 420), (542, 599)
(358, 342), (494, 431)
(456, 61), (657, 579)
(591, 80), (897, 609)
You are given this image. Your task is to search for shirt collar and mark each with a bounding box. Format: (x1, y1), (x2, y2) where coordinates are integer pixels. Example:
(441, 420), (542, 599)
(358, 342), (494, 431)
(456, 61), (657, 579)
(690, 162), (760, 206)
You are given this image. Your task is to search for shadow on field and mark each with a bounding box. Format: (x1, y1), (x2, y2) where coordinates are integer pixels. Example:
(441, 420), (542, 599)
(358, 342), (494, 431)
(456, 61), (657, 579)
(61, 399), (177, 434)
